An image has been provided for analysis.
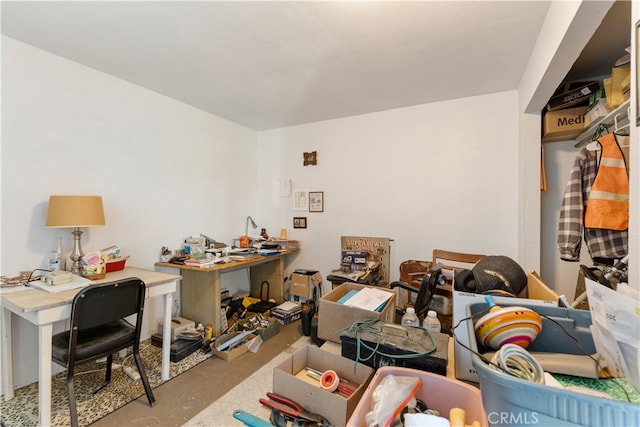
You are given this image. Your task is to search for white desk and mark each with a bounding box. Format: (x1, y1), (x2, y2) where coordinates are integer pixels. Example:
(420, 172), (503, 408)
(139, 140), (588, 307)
(0, 267), (180, 426)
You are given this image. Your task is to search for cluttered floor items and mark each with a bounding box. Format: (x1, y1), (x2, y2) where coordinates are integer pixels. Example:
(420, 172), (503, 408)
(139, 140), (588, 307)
(227, 332), (488, 427)
(227, 255), (639, 427)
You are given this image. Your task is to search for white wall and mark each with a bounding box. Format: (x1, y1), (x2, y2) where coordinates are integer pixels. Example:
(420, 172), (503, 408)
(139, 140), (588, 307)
(1, 36), (258, 389)
(256, 90), (523, 293)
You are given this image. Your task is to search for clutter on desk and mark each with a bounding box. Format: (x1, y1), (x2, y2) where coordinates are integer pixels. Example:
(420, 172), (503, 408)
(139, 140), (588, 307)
(80, 251), (106, 279)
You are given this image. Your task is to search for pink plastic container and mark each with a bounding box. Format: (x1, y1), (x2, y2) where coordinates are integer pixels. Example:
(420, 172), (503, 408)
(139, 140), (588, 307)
(347, 366), (488, 427)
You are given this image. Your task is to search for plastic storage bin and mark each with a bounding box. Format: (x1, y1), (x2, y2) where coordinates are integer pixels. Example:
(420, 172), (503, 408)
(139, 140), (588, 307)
(347, 366), (488, 427)
(466, 302), (640, 427)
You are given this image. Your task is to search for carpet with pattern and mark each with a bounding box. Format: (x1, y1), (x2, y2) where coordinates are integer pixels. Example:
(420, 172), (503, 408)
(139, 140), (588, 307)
(0, 339), (211, 427)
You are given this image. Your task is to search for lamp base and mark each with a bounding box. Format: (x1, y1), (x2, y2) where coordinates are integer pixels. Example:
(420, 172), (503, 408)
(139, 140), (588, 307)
(70, 227), (84, 275)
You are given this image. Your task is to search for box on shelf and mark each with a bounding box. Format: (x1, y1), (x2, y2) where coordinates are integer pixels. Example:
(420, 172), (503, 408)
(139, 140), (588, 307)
(546, 81), (600, 111)
(585, 98), (610, 126)
(453, 271), (559, 382)
(290, 269), (322, 298)
(347, 366), (488, 427)
(466, 302), (640, 427)
(542, 106), (588, 143)
(317, 282), (396, 343)
(273, 345), (374, 427)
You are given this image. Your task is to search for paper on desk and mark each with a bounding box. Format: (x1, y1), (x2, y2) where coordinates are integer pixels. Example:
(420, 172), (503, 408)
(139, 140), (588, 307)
(343, 287), (392, 311)
(585, 278), (640, 392)
(0, 284), (31, 294)
(28, 274), (92, 293)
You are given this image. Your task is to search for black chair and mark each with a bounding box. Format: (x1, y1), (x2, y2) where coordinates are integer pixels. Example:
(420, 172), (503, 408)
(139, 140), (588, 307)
(51, 277), (155, 427)
(390, 263), (443, 323)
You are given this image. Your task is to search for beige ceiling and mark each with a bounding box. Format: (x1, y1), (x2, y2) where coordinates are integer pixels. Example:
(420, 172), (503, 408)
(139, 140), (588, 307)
(2, 1), (563, 130)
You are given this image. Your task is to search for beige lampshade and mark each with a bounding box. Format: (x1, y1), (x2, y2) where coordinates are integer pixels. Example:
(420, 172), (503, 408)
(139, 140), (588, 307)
(45, 195), (106, 227)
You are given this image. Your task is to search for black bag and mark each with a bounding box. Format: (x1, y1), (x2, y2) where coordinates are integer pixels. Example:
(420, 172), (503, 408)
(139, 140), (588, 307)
(247, 281), (278, 313)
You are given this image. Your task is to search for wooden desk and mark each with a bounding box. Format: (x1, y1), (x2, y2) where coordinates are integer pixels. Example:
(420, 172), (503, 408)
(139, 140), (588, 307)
(0, 267), (180, 426)
(156, 250), (297, 335)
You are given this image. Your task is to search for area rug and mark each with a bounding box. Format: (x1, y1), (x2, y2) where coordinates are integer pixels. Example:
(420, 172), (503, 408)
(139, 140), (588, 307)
(183, 336), (311, 427)
(0, 339), (212, 427)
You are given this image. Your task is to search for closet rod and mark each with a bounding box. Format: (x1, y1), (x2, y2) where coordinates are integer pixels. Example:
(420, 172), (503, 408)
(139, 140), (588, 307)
(574, 99), (630, 148)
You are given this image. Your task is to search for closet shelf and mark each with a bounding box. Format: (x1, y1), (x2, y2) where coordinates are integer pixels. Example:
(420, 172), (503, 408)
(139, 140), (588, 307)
(574, 99), (630, 148)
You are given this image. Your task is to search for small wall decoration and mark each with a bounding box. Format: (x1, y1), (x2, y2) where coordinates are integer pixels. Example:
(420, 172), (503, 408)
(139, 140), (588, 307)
(303, 151), (317, 166)
(308, 191), (324, 212)
(293, 217), (307, 229)
(293, 190), (308, 211)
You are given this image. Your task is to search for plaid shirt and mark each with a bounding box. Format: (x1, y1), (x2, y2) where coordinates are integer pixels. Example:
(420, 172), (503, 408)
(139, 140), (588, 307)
(557, 147), (628, 261)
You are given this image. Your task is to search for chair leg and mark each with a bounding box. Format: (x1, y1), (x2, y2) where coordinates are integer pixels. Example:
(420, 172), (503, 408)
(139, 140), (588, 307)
(133, 351), (156, 406)
(66, 371), (79, 427)
(92, 354), (114, 395)
(105, 353), (113, 383)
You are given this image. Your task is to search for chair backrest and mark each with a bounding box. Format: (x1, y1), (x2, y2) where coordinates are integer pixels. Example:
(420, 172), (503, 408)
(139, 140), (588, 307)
(399, 260), (432, 286)
(71, 277), (145, 332)
(413, 263), (443, 319)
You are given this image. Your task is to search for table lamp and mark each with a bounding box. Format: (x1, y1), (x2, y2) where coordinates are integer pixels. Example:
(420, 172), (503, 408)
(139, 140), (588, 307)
(45, 195), (106, 275)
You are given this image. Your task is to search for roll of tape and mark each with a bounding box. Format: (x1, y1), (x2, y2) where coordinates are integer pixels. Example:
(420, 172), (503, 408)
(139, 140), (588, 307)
(320, 370), (339, 392)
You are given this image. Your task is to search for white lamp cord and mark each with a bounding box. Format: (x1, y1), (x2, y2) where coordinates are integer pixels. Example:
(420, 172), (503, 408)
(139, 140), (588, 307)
(491, 343), (545, 384)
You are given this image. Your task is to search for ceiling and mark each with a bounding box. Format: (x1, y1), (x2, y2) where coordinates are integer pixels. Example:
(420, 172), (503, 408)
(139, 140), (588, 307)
(0, 1), (630, 131)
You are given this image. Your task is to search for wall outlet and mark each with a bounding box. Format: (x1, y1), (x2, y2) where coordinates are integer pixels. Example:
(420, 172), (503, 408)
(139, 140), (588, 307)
(123, 366), (140, 381)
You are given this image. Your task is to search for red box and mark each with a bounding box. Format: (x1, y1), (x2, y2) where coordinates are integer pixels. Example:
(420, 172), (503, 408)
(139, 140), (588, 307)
(105, 256), (128, 272)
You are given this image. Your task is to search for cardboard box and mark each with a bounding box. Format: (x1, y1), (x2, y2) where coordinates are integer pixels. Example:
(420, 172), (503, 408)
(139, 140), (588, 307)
(290, 270), (322, 298)
(542, 106), (588, 142)
(318, 282), (396, 343)
(452, 271), (559, 382)
(210, 334), (254, 361)
(525, 270), (560, 302)
(271, 306), (302, 325)
(546, 81), (600, 111)
(256, 316), (280, 342)
(273, 345), (374, 427)
(584, 98), (610, 126)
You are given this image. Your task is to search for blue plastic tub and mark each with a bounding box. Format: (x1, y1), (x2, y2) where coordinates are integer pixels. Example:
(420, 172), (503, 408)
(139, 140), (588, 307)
(466, 302), (640, 427)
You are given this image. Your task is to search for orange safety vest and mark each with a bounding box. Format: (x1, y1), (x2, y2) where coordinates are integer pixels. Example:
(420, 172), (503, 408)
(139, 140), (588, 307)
(584, 133), (629, 230)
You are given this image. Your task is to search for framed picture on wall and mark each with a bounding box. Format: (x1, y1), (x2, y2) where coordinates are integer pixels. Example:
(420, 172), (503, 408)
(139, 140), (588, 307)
(293, 217), (307, 229)
(308, 191), (324, 212)
(293, 190), (308, 211)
